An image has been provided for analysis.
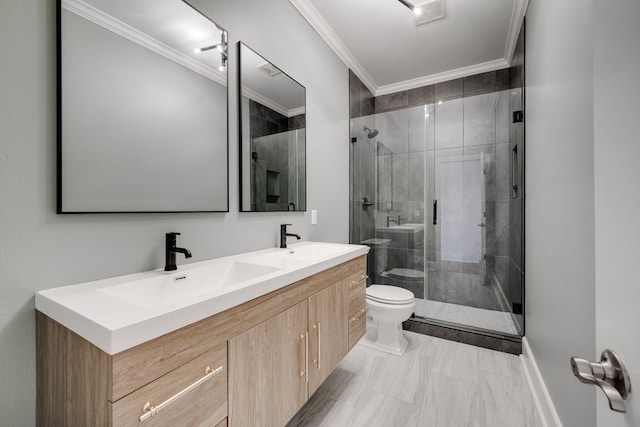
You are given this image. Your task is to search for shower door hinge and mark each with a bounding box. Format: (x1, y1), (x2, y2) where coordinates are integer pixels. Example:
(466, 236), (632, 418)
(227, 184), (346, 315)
(512, 302), (523, 314)
(513, 111), (523, 123)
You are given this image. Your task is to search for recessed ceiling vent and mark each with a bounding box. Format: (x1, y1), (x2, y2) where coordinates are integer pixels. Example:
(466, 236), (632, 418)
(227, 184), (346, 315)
(256, 61), (282, 77)
(414, 0), (446, 26)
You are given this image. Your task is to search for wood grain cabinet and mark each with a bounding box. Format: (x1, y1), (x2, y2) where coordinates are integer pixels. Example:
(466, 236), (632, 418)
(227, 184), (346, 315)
(348, 270), (368, 351)
(308, 278), (348, 395)
(228, 301), (309, 427)
(37, 255), (366, 427)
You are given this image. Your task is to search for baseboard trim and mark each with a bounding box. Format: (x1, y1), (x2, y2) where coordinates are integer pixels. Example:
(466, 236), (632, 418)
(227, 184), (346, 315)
(521, 337), (563, 427)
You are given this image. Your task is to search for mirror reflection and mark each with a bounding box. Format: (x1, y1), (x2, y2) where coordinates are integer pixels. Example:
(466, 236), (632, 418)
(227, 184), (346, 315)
(58, 0), (228, 212)
(239, 42), (306, 212)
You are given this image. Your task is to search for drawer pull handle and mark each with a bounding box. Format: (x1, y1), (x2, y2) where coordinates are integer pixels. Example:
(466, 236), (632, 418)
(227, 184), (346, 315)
(301, 332), (309, 383)
(352, 275), (368, 285)
(312, 322), (321, 369)
(351, 308), (367, 322)
(139, 365), (223, 422)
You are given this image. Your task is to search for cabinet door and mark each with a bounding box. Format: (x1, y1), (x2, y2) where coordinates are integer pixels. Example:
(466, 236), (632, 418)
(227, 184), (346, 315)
(308, 278), (348, 395)
(228, 300), (308, 427)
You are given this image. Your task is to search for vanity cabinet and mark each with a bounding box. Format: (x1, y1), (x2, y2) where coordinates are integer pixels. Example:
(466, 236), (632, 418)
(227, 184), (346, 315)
(228, 301), (309, 426)
(37, 255), (366, 427)
(308, 278), (348, 394)
(229, 277), (350, 424)
(348, 270), (368, 351)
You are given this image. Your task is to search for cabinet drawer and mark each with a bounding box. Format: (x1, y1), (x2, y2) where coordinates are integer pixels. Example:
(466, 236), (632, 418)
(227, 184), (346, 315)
(348, 273), (367, 351)
(111, 344), (227, 427)
(348, 306), (366, 351)
(348, 272), (366, 316)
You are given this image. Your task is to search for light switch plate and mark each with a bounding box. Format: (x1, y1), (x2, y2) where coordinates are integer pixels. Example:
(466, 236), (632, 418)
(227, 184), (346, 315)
(311, 210), (317, 225)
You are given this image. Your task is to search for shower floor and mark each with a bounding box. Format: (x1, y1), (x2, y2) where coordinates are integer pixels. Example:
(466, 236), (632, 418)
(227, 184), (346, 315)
(413, 298), (518, 336)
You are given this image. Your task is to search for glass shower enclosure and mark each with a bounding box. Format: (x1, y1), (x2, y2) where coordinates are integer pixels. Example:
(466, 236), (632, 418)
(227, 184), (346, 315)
(350, 87), (524, 338)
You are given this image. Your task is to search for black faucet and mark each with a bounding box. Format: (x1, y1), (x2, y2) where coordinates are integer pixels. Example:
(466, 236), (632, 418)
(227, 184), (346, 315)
(165, 232), (192, 271)
(280, 224), (301, 249)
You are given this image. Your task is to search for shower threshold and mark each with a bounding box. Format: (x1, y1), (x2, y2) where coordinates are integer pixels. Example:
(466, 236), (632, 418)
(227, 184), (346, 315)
(403, 299), (522, 354)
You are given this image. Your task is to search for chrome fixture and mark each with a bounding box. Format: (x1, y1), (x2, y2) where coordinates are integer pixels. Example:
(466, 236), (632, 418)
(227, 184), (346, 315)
(165, 232), (192, 271)
(195, 31), (228, 70)
(571, 349), (632, 413)
(363, 126), (379, 139)
(280, 224), (301, 249)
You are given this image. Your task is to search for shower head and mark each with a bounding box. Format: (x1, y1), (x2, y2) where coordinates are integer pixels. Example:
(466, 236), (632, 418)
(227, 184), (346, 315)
(364, 126), (379, 139)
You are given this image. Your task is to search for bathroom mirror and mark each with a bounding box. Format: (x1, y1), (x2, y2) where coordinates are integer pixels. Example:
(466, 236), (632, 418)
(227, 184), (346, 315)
(58, 0), (228, 213)
(238, 42), (306, 212)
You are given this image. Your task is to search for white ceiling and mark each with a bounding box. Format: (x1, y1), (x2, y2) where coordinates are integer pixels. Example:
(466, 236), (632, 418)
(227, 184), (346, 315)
(289, 0), (528, 95)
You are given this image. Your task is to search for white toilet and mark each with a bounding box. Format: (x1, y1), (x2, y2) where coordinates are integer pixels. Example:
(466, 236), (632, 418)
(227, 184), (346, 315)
(362, 285), (415, 356)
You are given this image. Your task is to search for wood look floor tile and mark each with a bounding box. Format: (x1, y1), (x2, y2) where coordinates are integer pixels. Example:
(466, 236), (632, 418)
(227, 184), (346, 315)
(289, 331), (542, 427)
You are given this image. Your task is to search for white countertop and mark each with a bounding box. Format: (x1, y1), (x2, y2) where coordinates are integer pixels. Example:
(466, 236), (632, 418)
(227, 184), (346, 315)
(36, 241), (369, 355)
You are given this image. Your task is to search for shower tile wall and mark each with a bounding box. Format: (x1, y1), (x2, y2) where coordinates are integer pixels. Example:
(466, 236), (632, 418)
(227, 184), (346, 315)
(377, 71), (514, 310)
(350, 63), (524, 335)
(249, 100), (305, 211)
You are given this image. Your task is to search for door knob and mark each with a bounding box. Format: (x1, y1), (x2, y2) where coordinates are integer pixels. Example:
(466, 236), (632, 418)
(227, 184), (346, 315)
(570, 349), (631, 413)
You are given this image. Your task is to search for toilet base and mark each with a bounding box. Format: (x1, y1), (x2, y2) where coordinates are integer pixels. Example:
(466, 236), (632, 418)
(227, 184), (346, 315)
(360, 320), (408, 356)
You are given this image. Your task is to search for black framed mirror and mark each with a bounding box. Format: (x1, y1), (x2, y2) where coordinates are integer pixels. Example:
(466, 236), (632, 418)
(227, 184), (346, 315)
(238, 42), (306, 212)
(57, 0), (228, 213)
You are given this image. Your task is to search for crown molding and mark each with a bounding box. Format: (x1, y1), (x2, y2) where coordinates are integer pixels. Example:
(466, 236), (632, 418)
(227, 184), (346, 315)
(290, 0), (528, 98)
(504, 0), (529, 63)
(241, 87), (303, 118)
(288, 0), (378, 94)
(62, 0), (227, 86)
(375, 58), (509, 96)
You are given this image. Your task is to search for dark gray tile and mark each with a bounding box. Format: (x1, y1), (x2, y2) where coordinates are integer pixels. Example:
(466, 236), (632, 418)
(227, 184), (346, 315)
(496, 68), (510, 91)
(375, 91), (409, 113)
(409, 249), (425, 272)
(407, 155), (425, 202)
(435, 78), (463, 101)
(386, 248), (409, 269)
(502, 339), (522, 355)
(495, 200), (510, 257)
(403, 319), (523, 354)
(495, 256), (510, 301)
(408, 84), (435, 106)
(459, 331), (504, 352)
(362, 97), (375, 116)
(463, 71), (496, 96)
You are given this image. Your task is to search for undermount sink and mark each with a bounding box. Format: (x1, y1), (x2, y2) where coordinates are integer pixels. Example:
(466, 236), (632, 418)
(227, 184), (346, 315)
(247, 242), (353, 266)
(99, 261), (282, 311)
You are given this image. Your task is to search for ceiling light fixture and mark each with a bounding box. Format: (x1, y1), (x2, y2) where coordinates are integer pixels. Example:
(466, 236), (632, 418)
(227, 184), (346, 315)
(397, 0), (415, 11)
(195, 31), (228, 70)
(398, 0), (447, 26)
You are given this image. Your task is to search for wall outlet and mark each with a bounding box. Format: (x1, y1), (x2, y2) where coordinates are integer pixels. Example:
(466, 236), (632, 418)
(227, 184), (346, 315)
(311, 210), (317, 225)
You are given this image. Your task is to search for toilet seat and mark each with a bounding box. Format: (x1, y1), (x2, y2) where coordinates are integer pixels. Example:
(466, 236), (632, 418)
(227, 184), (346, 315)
(366, 285), (414, 305)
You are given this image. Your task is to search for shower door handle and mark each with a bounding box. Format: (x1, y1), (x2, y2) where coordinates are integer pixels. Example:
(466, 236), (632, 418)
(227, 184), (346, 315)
(432, 199), (438, 225)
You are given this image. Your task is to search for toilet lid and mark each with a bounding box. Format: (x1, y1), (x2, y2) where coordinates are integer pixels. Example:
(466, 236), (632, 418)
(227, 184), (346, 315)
(366, 285), (414, 304)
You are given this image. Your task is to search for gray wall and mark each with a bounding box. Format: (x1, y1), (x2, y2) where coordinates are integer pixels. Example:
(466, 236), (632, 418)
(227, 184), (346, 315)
(525, 0), (597, 425)
(0, 0), (349, 424)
